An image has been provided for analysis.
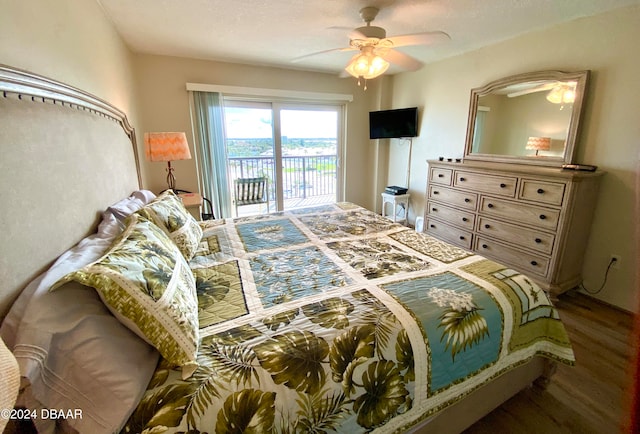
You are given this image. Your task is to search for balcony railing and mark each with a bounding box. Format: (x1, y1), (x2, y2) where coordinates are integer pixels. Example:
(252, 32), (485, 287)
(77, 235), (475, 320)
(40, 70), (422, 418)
(228, 155), (337, 202)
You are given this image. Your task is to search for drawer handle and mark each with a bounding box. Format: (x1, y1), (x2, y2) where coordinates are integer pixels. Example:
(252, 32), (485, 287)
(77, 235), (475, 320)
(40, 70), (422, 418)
(459, 236), (465, 240)
(484, 224), (491, 229)
(537, 188), (545, 194)
(535, 238), (542, 244)
(433, 191), (439, 195)
(500, 183), (506, 188)
(438, 174), (444, 178)
(464, 198), (471, 203)
(481, 244), (488, 249)
(539, 214), (546, 220)
(462, 217), (468, 222)
(487, 203), (494, 208)
(430, 224), (435, 228)
(459, 177), (466, 181)
(432, 207), (437, 212)
(531, 260), (538, 266)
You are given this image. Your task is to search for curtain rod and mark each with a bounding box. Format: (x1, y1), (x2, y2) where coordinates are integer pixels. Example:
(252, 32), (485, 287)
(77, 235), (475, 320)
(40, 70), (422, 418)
(186, 82), (353, 102)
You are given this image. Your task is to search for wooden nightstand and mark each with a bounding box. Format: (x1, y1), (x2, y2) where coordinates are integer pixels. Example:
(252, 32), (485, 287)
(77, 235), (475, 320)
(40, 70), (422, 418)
(178, 192), (203, 220)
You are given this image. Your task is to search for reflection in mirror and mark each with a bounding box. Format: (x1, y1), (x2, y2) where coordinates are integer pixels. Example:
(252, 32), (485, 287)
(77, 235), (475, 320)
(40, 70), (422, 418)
(465, 70), (590, 166)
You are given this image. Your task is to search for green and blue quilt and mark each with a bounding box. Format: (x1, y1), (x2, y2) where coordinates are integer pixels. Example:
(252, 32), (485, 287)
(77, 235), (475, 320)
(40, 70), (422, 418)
(124, 203), (574, 433)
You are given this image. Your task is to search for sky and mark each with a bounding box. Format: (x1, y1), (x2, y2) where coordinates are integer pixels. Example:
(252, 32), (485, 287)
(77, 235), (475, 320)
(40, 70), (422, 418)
(225, 108), (337, 139)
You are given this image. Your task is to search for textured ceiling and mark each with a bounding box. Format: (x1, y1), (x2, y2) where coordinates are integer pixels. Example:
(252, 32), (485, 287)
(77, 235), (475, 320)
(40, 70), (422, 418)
(97, 0), (638, 75)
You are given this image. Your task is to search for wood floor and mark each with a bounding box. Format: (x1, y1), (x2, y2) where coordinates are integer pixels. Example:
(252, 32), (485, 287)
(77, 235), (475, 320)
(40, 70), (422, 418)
(464, 290), (635, 434)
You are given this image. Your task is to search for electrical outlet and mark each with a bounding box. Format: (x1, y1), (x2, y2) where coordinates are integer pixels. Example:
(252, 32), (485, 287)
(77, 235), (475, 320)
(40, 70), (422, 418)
(610, 255), (621, 269)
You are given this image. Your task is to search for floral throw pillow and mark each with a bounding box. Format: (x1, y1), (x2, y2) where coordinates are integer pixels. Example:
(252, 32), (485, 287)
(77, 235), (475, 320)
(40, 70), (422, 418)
(52, 214), (199, 379)
(135, 190), (203, 261)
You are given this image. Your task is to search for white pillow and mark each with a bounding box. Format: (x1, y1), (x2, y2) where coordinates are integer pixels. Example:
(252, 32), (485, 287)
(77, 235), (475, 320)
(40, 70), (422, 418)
(0, 225), (160, 434)
(97, 211), (121, 239)
(132, 189), (157, 204)
(1, 229), (114, 347)
(106, 189), (157, 221)
(10, 283), (159, 434)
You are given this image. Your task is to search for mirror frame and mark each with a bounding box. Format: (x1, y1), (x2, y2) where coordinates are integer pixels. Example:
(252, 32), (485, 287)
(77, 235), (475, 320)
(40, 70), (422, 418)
(463, 70), (590, 166)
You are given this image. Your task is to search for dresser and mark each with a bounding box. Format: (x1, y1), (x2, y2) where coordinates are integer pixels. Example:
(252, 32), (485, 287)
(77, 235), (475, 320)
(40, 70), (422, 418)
(425, 160), (603, 296)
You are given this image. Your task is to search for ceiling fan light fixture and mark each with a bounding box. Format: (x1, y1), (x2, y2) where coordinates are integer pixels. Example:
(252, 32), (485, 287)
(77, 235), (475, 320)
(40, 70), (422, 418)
(345, 51), (389, 80)
(546, 84), (576, 104)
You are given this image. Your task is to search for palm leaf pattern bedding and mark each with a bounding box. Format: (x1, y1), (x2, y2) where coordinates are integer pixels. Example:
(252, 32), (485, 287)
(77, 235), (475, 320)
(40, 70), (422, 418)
(124, 203), (574, 433)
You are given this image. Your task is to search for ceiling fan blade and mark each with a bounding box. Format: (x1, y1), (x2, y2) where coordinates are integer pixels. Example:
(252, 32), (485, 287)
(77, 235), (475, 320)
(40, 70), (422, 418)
(328, 26), (367, 41)
(387, 31), (451, 48)
(291, 47), (355, 63)
(507, 82), (557, 98)
(381, 49), (423, 71)
(349, 29), (368, 40)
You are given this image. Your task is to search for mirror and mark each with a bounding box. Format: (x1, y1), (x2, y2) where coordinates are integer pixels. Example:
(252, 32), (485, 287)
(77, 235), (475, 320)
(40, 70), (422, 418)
(464, 70), (590, 166)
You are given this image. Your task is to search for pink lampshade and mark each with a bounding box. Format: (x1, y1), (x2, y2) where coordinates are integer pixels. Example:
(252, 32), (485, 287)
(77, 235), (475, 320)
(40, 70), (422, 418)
(144, 132), (191, 162)
(526, 136), (551, 151)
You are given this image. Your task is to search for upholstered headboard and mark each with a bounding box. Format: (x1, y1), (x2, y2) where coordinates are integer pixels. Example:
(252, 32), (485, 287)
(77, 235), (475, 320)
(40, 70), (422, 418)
(0, 65), (142, 318)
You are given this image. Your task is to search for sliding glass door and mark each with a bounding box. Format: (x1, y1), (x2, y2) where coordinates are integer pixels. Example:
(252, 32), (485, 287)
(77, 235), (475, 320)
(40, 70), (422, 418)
(277, 107), (338, 210)
(224, 100), (342, 216)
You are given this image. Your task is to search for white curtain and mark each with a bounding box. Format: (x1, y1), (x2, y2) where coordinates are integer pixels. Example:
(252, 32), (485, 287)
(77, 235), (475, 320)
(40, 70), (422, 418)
(472, 109), (487, 153)
(192, 91), (232, 218)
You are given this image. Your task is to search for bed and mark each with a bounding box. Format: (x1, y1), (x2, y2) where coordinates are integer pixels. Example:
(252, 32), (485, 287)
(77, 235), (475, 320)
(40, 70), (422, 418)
(0, 65), (574, 434)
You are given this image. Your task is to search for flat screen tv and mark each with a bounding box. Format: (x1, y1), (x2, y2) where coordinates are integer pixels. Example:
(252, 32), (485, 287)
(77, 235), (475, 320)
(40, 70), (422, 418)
(369, 107), (418, 139)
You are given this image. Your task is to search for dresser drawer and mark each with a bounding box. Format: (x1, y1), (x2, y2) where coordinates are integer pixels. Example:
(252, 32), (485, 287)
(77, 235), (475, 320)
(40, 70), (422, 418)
(426, 218), (472, 249)
(477, 216), (555, 254)
(475, 237), (549, 277)
(454, 171), (517, 197)
(429, 185), (478, 210)
(427, 201), (475, 230)
(430, 167), (453, 185)
(519, 179), (566, 206)
(479, 197), (560, 231)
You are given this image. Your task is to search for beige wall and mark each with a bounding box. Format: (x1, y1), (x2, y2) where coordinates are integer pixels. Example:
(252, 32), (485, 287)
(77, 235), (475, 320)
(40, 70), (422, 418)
(0, 0), (140, 133)
(0, 0), (142, 316)
(133, 54), (379, 211)
(387, 5), (639, 311)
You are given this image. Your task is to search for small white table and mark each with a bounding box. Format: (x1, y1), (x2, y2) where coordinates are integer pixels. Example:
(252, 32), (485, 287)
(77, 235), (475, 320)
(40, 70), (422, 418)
(381, 193), (410, 225)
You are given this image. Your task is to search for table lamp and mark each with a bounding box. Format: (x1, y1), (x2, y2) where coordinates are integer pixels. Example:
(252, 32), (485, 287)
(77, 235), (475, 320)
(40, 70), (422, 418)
(144, 132), (192, 191)
(526, 136), (551, 156)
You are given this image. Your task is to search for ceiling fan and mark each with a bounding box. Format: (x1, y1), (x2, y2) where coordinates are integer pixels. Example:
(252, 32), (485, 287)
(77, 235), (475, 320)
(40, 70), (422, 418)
(506, 80), (578, 104)
(293, 6), (450, 87)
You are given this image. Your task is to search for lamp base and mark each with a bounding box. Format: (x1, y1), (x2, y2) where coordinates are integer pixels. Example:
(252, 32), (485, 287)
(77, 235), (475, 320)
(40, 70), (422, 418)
(166, 161), (176, 191)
